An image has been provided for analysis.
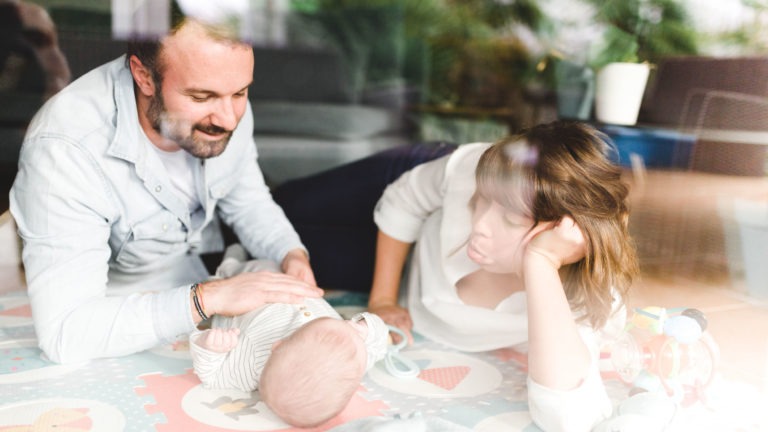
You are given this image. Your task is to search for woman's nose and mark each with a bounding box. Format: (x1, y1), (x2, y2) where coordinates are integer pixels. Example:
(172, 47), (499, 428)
(472, 207), (493, 237)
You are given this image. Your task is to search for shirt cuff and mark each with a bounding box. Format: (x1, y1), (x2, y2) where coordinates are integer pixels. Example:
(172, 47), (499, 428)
(373, 206), (424, 243)
(153, 284), (197, 344)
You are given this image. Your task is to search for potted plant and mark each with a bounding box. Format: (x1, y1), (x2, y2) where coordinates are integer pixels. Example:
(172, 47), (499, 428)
(587, 0), (699, 125)
(293, 0), (552, 137)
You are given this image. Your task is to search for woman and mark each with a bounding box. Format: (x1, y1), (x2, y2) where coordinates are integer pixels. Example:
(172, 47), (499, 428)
(368, 120), (639, 431)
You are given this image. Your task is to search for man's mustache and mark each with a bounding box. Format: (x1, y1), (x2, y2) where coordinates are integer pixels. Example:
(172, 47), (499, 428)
(195, 124), (230, 135)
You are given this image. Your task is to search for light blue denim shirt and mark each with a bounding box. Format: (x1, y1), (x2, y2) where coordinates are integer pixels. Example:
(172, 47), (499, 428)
(10, 57), (306, 363)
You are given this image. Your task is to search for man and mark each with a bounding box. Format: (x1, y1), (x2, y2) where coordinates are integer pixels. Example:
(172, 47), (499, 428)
(9, 17), (322, 364)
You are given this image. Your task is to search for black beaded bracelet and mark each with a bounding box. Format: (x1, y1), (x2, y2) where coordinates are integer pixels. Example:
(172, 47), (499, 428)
(191, 283), (209, 321)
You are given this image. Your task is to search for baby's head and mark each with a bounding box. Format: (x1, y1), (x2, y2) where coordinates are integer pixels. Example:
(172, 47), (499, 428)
(259, 313), (388, 428)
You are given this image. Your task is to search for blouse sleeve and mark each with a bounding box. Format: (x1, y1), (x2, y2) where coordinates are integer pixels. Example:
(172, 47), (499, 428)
(373, 152), (452, 243)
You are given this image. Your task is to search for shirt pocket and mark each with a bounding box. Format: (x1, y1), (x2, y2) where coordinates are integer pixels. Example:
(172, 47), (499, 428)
(114, 210), (188, 271)
(207, 171), (240, 201)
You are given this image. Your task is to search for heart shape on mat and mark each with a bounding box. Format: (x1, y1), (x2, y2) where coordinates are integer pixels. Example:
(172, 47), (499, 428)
(417, 366), (470, 390)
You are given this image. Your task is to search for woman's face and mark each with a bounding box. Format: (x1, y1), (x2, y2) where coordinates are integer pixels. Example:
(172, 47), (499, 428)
(467, 195), (550, 274)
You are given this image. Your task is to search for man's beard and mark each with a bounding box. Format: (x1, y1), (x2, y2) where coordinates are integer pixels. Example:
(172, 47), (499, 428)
(147, 91), (233, 159)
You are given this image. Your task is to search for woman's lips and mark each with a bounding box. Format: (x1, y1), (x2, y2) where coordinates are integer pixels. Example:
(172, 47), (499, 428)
(466, 241), (488, 264)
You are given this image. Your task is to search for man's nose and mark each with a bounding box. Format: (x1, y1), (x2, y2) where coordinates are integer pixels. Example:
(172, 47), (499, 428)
(211, 98), (238, 131)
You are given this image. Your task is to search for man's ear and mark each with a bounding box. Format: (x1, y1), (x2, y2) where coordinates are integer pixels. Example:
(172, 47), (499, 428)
(128, 55), (156, 97)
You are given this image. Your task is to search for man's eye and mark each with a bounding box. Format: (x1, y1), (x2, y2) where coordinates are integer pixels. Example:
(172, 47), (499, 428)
(191, 95), (209, 102)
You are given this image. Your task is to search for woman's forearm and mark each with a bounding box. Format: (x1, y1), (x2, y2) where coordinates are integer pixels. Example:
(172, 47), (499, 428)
(368, 230), (411, 308)
(524, 253), (592, 390)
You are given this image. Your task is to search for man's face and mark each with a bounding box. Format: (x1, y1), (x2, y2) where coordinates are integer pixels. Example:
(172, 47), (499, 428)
(145, 82), (236, 158)
(146, 23), (254, 158)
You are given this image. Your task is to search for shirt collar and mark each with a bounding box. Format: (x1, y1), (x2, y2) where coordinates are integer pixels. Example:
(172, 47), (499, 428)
(107, 56), (152, 177)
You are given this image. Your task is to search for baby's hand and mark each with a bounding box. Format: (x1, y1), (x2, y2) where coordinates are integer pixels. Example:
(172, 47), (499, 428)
(369, 304), (413, 345)
(526, 216), (586, 268)
(195, 328), (241, 353)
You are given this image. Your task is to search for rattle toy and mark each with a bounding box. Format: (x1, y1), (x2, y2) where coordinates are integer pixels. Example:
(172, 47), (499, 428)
(607, 306), (719, 406)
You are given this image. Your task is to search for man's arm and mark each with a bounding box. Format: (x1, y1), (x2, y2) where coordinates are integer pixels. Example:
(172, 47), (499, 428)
(10, 137), (195, 363)
(214, 107), (315, 283)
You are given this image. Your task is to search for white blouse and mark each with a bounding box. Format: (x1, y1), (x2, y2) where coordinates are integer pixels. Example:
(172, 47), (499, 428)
(374, 143), (624, 353)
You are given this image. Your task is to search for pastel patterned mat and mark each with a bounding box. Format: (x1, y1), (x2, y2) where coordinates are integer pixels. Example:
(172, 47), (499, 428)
(1, 290), (766, 431)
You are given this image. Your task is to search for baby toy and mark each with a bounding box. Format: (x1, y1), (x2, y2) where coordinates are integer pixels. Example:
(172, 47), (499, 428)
(607, 306), (719, 406)
(383, 325), (421, 379)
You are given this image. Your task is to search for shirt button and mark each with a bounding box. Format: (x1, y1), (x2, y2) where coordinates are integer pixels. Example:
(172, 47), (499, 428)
(155, 185), (162, 193)
(162, 224), (168, 231)
(304, 311), (311, 317)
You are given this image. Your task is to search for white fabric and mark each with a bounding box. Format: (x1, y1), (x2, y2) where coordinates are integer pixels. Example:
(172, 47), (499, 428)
(152, 147), (200, 212)
(190, 299), (388, 392)
(527, 362), (613, 432)
(190, 298), (340, 391)
(193, 256), (388, 391)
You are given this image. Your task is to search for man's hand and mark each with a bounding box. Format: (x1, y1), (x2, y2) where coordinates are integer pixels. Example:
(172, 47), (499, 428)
(200, 271), (323, 319)
(195, 328), (240, 353)
(281, 248), (317, 286)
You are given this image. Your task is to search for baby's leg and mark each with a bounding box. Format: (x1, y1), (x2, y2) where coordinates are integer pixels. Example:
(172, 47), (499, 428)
(214, 244), (281, 278)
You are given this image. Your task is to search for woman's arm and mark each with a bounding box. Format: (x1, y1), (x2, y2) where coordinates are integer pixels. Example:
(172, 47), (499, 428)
(369, 148), (466, 343)
(524, 217), (592, 390)
(367, 230), (413, 342)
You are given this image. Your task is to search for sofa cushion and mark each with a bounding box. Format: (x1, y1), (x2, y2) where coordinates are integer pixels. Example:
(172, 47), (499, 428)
(250, 101), (403, 140)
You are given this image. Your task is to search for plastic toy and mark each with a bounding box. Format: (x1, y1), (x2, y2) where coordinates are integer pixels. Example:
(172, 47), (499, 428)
(607, 306), (719, 406)
(383, 325), (420, 379)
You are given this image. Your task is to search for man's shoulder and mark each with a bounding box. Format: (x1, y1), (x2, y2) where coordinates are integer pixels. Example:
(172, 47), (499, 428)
(25, 58), (126, 148)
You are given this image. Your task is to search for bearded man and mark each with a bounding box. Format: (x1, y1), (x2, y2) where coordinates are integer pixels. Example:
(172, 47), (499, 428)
(10, 16), (322, 364)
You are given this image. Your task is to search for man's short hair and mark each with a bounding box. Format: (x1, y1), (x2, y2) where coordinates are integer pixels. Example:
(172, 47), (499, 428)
(125, 4), (245, 84)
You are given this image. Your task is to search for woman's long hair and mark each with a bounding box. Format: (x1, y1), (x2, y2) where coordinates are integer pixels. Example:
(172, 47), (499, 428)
(475, 120), (639, 329)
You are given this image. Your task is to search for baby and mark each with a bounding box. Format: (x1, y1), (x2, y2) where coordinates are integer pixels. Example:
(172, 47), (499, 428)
(190, 248), (389, 428)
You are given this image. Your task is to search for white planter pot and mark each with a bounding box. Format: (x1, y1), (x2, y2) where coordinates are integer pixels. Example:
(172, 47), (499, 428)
(595, 62), (650, 126)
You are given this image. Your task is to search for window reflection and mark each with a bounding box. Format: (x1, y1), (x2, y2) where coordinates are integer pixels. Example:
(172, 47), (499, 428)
(1, 1), (766, 309)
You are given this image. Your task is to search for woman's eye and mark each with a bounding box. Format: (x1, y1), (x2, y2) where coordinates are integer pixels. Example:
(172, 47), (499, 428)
(504, 214), (530, 227)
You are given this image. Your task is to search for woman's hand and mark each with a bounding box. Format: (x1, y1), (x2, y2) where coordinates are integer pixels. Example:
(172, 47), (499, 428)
(368, 303), (413, 345)
(525, 216), (586, 269)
